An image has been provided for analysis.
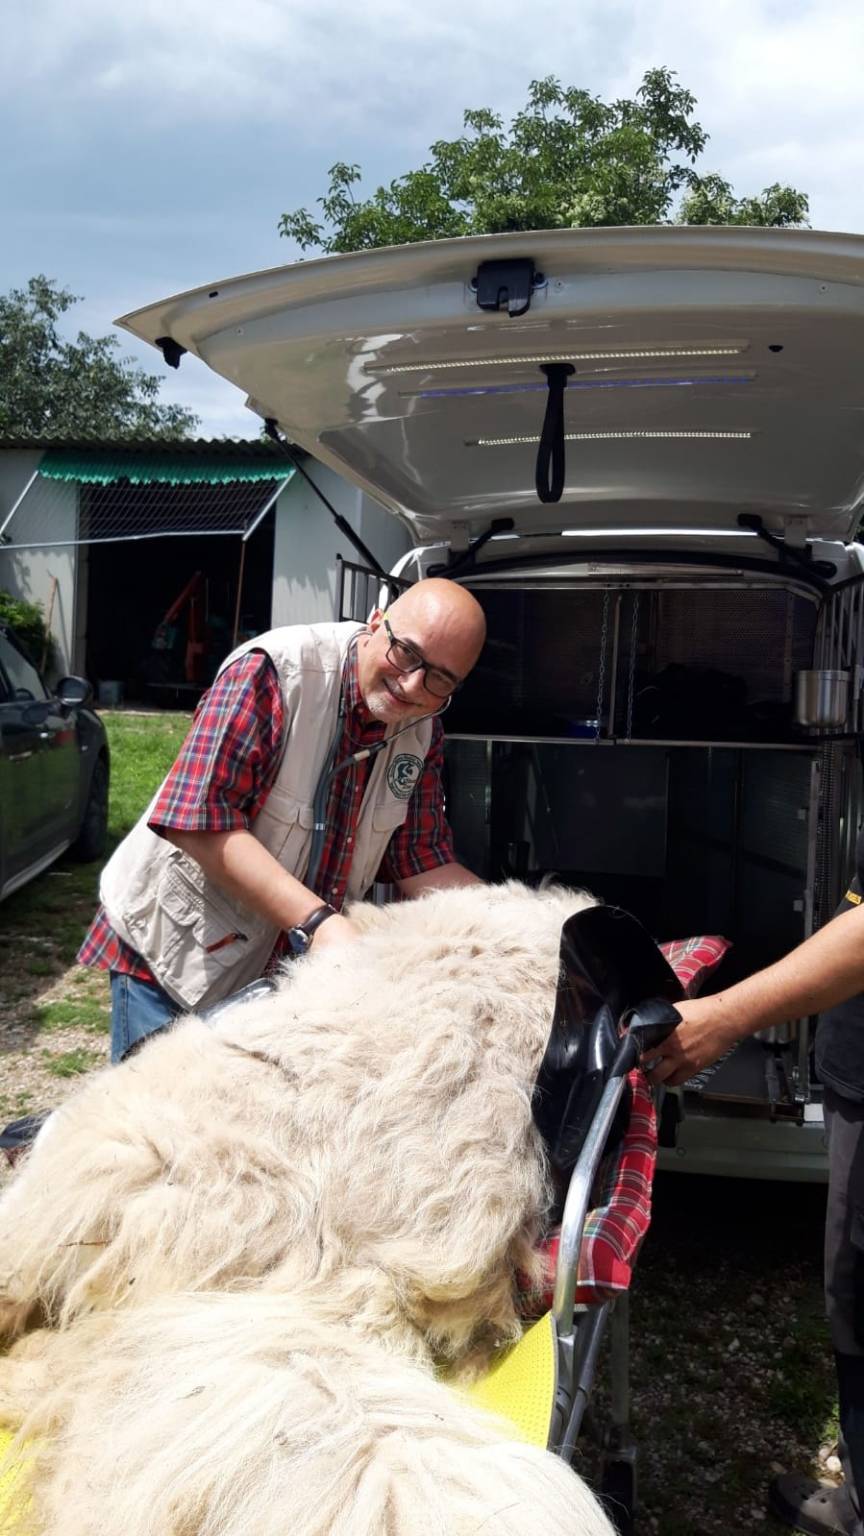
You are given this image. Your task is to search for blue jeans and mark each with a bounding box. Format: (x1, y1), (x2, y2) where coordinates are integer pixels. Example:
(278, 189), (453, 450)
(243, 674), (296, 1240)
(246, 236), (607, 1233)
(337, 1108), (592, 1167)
(110, 972), (178, 1063)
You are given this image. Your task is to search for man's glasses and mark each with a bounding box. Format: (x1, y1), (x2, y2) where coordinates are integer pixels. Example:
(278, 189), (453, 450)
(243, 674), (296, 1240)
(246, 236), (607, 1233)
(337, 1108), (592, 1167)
(383, 618), (462, 700)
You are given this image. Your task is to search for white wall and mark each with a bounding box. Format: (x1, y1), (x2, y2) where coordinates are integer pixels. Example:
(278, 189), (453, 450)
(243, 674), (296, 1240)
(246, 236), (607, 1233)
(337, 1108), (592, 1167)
(272, 463), (411, 627)
(0, 452), (79, 678)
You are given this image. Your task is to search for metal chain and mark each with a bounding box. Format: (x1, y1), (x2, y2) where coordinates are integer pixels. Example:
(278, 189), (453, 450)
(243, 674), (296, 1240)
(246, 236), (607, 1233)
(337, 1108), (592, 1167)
(625, 590), (641, 739)
(594, 588), (610, 741)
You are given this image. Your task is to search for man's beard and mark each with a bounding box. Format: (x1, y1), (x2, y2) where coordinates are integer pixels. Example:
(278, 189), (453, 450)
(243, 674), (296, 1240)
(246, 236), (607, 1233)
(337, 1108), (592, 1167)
(362, 677), (425, 725)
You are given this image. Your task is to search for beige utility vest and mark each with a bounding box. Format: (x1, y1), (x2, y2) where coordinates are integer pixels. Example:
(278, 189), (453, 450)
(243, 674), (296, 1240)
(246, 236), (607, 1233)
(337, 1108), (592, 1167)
(100, 622), (434, 1011)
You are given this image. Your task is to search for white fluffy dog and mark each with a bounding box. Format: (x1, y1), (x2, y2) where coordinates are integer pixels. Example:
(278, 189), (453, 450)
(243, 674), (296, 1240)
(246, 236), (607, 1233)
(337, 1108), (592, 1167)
(0, 881), (614, 1536)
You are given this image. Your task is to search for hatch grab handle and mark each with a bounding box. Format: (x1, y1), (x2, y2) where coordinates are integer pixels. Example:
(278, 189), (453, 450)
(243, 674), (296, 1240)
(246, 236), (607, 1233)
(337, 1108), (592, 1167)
(535, 363), (575, 505)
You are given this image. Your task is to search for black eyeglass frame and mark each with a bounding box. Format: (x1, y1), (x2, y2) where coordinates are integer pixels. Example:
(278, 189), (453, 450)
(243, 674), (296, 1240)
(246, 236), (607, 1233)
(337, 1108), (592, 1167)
(382, 618), (463, 700)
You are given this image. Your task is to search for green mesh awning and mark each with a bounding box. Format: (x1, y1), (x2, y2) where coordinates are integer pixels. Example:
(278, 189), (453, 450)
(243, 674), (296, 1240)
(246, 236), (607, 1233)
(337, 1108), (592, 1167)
(0, 449), (295, 546)
(39, 449), (288, 486)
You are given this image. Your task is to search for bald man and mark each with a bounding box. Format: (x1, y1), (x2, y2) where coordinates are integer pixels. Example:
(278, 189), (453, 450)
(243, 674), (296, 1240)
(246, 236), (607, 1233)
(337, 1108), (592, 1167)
(80, 579), (487, 1061)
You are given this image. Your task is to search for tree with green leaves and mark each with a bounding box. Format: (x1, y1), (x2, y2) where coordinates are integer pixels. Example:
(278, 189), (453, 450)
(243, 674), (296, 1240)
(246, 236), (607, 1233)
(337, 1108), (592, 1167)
(0, 276), (199, 440)
(280, 69), (808, 254)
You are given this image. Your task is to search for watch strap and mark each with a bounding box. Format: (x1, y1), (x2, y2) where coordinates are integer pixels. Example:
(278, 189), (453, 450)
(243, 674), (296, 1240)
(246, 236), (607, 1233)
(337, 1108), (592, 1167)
(297, 902), (338, 941)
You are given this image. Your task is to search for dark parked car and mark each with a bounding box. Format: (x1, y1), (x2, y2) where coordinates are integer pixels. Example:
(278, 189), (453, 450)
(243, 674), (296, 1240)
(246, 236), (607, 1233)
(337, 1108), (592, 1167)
(0, 626), (109, 898)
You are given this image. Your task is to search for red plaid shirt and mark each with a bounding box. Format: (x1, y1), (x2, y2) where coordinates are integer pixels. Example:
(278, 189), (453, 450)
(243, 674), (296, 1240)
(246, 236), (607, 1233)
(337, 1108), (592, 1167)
(79, 644), (454, 983)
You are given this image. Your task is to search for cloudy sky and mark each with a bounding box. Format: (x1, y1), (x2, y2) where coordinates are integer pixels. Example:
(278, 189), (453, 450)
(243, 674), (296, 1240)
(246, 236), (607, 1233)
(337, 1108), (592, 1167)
(3, 0), (863, 437)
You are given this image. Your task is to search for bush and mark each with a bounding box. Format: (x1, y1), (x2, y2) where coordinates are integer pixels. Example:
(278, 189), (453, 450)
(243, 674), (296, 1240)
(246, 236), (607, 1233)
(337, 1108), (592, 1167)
(0, 590), (52, 669)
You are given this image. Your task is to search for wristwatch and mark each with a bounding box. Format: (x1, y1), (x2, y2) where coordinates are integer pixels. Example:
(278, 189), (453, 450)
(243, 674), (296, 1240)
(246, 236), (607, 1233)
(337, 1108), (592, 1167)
(286, 902), (338, 956)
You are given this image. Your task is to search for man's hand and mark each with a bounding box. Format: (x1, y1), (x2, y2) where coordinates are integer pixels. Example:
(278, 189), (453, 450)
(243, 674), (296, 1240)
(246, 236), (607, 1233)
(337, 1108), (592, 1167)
(645, 995), (744, 1089)
(309, 912), (361, 950)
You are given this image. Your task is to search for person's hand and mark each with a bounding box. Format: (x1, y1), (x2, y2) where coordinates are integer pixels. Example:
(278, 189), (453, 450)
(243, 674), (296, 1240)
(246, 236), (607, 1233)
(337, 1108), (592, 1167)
(645, 995), (743, 1088)
(310, 912), (361, 950)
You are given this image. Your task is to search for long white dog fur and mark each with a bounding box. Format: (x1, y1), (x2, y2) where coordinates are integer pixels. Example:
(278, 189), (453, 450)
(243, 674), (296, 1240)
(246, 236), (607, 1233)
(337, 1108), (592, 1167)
(0, 882), (615, 1535)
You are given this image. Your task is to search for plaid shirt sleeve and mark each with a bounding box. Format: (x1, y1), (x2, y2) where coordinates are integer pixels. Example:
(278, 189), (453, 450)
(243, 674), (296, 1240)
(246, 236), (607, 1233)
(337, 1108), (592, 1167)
(148, 651), (284, 835)
(376, 718), (455, 883)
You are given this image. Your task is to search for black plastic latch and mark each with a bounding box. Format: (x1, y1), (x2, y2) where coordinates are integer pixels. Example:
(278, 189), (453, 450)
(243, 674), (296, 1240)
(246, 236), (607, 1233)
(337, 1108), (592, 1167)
(155, 336), (187, 370)
(472, 259), (539, 318)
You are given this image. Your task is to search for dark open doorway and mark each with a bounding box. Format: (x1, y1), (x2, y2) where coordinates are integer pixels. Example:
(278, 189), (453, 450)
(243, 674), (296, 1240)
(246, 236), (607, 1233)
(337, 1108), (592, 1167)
(84, 513), (275, 707)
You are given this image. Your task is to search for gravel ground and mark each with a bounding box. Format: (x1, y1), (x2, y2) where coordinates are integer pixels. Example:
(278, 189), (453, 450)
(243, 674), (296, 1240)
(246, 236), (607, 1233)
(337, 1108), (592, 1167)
(0, 864), (110, 1187)
(599, 1170), (836, 1534)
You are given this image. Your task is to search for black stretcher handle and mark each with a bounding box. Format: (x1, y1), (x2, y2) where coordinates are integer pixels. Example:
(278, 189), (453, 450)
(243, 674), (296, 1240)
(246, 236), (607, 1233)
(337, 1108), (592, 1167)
(609, 997), (682, 1078)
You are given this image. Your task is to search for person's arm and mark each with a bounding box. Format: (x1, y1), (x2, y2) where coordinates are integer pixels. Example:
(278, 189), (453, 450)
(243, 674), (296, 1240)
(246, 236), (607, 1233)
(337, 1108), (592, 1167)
(163, 827), (357, 947)
(396, 861), (483, 898)
(649, 903), (864, 1087)
(151, 654), (358, 949)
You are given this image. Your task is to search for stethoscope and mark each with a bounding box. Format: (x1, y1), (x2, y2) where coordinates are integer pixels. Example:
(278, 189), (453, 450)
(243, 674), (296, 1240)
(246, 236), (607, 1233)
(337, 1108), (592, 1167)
(305, 630), (450, 892)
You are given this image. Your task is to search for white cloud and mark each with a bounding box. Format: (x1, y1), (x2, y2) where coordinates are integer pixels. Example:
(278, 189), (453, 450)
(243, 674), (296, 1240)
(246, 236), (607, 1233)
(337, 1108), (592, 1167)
(156, 364), (262, 440)
(615, 0), (864, 227)
(4, 0), (864, 437)
(6, 0), (862, 222)
(67, 297), (262, 439)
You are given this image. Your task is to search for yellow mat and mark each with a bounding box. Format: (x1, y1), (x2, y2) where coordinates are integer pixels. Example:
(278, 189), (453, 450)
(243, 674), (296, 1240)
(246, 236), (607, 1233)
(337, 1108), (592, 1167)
(459, 1311), (558, 1449)
(0, 1428), (29, 1532)
(0, 1319), (559, 1526)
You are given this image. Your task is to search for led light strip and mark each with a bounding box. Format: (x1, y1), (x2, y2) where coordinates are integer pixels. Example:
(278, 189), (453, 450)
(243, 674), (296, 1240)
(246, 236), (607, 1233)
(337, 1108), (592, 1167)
(377, 346), (744, 375)
(474, 430), (752, 447)
(418, 374), (753, 398)
(561, 526), (759, 538)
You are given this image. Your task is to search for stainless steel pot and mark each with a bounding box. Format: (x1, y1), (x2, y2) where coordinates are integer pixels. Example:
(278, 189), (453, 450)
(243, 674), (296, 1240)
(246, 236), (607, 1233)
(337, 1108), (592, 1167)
(794, 668), (850, 728)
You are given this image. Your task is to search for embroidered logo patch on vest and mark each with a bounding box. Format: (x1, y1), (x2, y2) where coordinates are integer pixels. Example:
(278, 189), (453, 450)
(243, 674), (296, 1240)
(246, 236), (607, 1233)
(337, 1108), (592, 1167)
(387, 753), (423, 800)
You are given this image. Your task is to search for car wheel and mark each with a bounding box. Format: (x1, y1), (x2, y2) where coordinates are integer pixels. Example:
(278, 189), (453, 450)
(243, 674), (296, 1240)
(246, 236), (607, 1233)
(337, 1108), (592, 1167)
(69, 756), (109, 862)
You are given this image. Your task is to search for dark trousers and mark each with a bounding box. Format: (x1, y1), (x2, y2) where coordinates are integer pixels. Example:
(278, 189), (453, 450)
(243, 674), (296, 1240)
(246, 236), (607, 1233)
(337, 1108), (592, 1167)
(824, 1087), (864, 1531)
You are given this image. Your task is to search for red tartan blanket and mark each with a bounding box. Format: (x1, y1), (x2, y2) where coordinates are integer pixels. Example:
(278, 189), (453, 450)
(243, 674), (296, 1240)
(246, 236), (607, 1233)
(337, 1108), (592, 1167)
(519, 933), (730, 1313)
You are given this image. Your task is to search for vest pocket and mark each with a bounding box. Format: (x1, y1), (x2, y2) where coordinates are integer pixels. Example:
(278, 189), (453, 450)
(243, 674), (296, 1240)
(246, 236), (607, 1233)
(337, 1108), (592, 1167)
(372, 801), (410, 833)
(254, 789), (315, 871)
(161, 856), (262, 967)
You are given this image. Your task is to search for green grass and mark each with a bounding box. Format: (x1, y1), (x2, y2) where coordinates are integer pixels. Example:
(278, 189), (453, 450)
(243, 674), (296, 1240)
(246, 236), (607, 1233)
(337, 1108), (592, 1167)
(0, 1089), (35, 1119)
(34, 998), (110, 1034)
(0, 709), (192, 1025)
(41, 1047), (102, 1077)
(23, 957), (55, 977)
(104, 712), (193, 844)
(766, 1301), (838, 1440)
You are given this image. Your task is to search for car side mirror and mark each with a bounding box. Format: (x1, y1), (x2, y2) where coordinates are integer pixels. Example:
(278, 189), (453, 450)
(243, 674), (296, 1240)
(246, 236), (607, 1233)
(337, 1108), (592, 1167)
(56, 676), (93, 708)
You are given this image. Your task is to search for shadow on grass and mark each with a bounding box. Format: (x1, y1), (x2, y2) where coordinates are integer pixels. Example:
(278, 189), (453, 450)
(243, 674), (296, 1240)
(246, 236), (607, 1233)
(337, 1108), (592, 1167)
(0, 851), (111, 1052)
(630, 1173), (834, 1534)
(0, 711), (192, 1055)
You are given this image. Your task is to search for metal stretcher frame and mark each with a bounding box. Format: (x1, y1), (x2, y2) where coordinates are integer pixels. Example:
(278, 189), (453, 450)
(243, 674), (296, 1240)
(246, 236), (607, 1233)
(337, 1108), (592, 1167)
(550, 1065), (641, 1532)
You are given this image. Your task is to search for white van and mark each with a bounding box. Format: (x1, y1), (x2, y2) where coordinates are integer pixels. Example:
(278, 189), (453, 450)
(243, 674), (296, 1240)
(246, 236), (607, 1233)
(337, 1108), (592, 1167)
(120, 226), (864, 1183)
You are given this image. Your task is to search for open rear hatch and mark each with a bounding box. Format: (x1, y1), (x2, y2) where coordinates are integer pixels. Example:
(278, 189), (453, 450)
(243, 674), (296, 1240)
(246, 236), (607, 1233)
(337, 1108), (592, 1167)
(118, 227), (864, 548)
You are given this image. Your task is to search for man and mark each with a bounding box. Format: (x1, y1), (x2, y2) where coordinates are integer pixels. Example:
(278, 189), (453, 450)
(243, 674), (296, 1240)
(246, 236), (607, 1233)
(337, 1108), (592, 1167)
(649, 836), (864, 1536)
(79, 578), (486, 1061)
